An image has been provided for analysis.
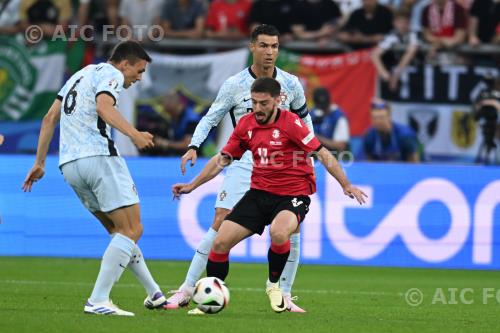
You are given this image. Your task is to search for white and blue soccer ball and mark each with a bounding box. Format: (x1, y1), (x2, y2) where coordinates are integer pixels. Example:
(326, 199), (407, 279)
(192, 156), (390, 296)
(192, 277), (230, 314)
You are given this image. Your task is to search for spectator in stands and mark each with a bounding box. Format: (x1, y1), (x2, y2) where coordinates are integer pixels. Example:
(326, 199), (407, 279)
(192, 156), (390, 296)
(290, 0), (342, 44)
(335, 0), (361, 16)
(77, 0), (118, 37)
(421, 0), (468, 59)
(205, 0), (252, 40)
(371, 9), (419, 91)
(310, 87), (350, 152)
(338, 0), (394, 48)
(19, 0), (72, 41)
(160, 0), (206, 39)
(0, 0), (21, 35)
(118, 0), (163, 40)
(0, 134), (4, 146)
(363, 99), (420, 162)
(152, 92), (200, 156)
(409, 0), (430, 33)
(468, 0), (500, 45)
(248, 0), (295, 41)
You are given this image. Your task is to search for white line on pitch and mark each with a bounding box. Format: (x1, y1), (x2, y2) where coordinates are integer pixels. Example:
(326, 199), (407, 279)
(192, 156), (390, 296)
(0, 279), (396, 297)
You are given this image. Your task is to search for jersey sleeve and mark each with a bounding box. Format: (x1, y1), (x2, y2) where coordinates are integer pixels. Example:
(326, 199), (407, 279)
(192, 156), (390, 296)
(190, 78), (235, 148)
(289, 76), (308, 119)
(221, 121), (246, 160)
(288, 75), (314, 133)
(288, 114), (322, 154)
(95, 70), (124, 106)
(57, 81), (69, 101)
(378, 33), (397, 50)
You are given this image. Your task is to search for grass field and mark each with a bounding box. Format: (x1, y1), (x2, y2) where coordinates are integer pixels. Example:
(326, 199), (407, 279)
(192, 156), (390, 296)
(1, 257), (500, 333)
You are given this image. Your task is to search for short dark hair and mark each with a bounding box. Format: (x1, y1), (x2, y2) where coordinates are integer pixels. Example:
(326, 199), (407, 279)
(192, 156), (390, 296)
(394, 9), (411, 20)
(108, 41), (152, 64)
(250, 24), (280, 42)
(313, 87), (330, 110)
(251, 77), (281, 97)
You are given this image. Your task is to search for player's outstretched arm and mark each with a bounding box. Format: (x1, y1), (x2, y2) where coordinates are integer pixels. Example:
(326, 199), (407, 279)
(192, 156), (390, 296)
(96, 94), (154, 150)
(316, 147), (367, 205)
(173, 153), (232, 199)
(180, 148), (198, 175)
(22, 99), (61, 192)
(182, 80), (235, 173)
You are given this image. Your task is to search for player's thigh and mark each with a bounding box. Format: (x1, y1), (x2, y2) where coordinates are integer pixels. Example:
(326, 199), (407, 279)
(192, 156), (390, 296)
(224, 189), (269, 236)
(100, 203), (142, 241)
(93, 211), (116, 234)
(269, 210), (299, 242)
(214, 219), (254, 251)
(214, 161), (251, 210)
(212, 207), (231, 231)
(270, 195), (311, 240)
(61, 160), (100, 213)
(87, 156), (140, 214)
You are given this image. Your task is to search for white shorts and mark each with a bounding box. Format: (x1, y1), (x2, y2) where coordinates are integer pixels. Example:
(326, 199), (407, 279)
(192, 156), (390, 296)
(61, 156), (139, 213)
(215, 160), (252, 210)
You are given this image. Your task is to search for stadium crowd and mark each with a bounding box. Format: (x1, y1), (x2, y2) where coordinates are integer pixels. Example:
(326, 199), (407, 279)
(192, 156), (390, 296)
(0, 0), (499, 45)
(0, 0), (499, 163)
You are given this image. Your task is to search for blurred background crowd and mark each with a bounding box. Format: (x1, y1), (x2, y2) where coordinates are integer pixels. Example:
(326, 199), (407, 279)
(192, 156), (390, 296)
(0, 0), (499, 164)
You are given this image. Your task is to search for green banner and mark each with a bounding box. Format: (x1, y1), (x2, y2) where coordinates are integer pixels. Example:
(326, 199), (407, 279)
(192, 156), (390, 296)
(0, 36), (85, 121)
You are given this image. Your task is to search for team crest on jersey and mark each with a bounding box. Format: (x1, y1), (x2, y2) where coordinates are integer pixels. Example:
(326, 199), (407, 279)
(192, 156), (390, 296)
(109, 79), (119, 90)
(270, 129), (282, 145)
(219, 190), (227, 201)
(280, 91), (288, 106)
(295, 119), (303, 127)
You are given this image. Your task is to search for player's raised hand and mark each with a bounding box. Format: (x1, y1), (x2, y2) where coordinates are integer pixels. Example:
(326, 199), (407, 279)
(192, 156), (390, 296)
(342, 184), (368, 205)
(132, 131), (154, 150)
(180, 148), (198, 175)
(22, 164), (45, 192)
(172, 183), (194, 199)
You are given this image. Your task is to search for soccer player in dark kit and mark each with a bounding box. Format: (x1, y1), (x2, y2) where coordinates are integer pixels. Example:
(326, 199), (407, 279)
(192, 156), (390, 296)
(172, 77), (367, 313)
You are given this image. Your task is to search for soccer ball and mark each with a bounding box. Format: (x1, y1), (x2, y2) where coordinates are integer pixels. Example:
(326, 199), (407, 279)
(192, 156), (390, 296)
(192, 277), (230, 314)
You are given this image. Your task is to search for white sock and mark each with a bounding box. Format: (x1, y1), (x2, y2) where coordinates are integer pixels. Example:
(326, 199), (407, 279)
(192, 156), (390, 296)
(182, 228), (218, 289)
(89, 233), (135, 304)
(128, 244), (161, 297)
(280, 233), (300, 296)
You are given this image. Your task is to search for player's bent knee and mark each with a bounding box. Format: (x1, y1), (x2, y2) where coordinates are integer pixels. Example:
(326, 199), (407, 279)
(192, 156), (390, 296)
(212, 237), (231, 253)
(115, 227), (136, 241)
(270, 230), (290, 245)
(133, 223), (144, 241)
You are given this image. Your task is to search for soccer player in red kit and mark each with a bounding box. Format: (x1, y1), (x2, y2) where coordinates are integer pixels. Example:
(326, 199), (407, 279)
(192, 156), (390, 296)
(172, 77), (367, 313)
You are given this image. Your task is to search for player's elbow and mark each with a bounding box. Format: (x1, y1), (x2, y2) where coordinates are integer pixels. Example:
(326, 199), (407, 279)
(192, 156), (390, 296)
(42, 113), (57, 127)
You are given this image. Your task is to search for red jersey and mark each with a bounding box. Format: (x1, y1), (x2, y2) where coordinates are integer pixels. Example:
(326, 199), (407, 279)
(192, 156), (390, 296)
(222, 109), (322, 196)
(205, 0), (252, 34)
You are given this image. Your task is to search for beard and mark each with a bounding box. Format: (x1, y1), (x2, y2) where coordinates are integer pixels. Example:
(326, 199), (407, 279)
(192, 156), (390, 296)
(254, 110), (274, 124)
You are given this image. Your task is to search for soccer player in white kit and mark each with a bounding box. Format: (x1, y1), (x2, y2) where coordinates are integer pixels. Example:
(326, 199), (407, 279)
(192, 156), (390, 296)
(166, 25), (314, 313)
(23, 41), (167, 316)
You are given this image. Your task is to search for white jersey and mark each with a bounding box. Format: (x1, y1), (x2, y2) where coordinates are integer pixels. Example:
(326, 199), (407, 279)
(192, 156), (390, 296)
(57, 63), (124, 166)
(190, 66), (313, 163)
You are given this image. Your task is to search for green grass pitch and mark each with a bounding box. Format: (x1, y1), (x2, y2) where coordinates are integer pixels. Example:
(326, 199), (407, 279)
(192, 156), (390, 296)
(1, 257), (499, 333)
